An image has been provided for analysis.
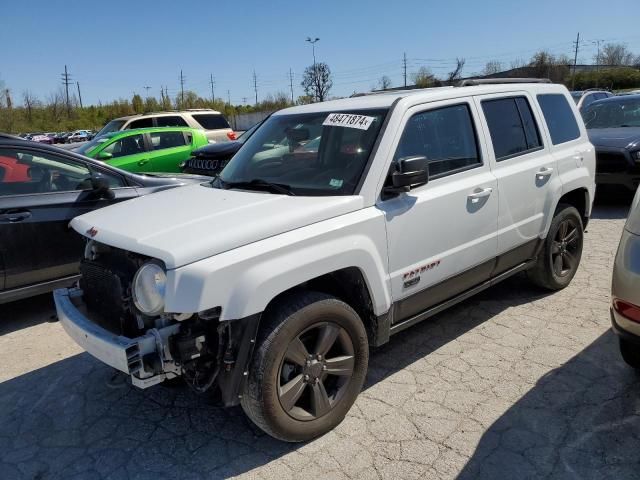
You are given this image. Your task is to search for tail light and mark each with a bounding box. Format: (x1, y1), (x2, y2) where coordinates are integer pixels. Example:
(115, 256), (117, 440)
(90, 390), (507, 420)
(227, 131), (237, 141)
(613, 298), (640, 323)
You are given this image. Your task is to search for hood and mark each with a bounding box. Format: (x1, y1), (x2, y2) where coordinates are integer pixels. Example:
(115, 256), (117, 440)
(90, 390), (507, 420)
(192, 141), (241, 158)
(71, 184), (364, 268)
(587, 127), (640, 150)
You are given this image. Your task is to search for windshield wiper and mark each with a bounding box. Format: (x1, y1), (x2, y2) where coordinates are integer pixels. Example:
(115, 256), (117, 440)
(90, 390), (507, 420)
(222, 178), (295, 196)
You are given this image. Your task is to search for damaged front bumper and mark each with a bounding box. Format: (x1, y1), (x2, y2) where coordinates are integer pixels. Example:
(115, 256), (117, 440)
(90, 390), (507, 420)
(53, 287), (181, 388)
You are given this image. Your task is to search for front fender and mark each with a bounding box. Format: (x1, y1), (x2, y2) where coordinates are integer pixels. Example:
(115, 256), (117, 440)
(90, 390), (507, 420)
(164, 207), (391, 320)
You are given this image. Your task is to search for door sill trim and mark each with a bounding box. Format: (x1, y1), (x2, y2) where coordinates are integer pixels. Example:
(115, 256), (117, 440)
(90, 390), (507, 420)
(0, 275), (80, 304)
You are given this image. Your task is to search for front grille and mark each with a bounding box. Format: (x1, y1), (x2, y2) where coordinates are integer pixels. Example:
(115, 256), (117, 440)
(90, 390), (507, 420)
(79, 247), (143, 336)
(596, 152), (631, 174)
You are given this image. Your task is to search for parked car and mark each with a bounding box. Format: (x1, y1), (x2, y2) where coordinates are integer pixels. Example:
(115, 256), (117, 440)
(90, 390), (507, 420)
(68, 130), (92, 143)
(571, 89), (613, 111)
(53, 132), (69, 144)
(76, 127), (209, 173)
(582, 94), (640, 191)
(179, 121), (262, 176)
(95, 109), (236, 144)
(611, 186), (640, 369)
(54, 80), (594, 442)
(30, 133), (54, 144)
(0, 138), (209, 304)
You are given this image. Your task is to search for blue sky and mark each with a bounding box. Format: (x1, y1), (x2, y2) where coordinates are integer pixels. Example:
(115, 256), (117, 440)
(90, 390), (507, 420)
(2, 0), (640, 107)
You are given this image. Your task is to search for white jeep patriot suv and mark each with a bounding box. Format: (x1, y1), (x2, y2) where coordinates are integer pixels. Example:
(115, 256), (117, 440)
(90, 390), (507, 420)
(54, 79), (595, 442)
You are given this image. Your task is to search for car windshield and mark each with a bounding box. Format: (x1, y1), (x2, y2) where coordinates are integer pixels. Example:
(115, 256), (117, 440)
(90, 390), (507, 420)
(96, 119), (126, 137)
(217, 109), (387, 196)
(76, 134), (113, 154)
(582, 98), (640, 128)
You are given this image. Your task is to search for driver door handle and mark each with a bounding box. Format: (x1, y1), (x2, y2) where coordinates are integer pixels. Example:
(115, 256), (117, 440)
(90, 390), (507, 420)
(0, 210), (32, 222)
(467, 187), (493, 203)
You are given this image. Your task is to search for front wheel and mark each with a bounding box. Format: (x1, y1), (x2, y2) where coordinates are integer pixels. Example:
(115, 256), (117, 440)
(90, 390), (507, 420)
(528, 204), (584, 290)
(241, 291), (369, 442)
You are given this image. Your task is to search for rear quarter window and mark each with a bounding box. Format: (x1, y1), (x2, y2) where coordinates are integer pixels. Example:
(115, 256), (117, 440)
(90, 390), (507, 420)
(536, 94), (581, 145)
(191, 114), (231, 130)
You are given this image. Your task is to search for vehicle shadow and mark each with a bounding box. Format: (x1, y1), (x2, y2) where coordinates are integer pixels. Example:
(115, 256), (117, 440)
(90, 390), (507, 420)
(0, 274), (555, 479)
(456, 329), (640, 479)
(590, 188), (633, 220)
(0, 294), (56, 336)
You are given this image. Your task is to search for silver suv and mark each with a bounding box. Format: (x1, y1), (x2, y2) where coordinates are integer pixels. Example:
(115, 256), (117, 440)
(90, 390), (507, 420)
(96, 109), (234, 143)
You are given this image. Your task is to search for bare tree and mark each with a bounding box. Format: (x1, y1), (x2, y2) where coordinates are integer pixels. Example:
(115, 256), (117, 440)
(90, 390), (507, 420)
(597, 43), (636, 66)
(301, 62), (332, 102)
(378, 75), (392, 90)
(22, 90), (38, 122)
(482, 60), (503, 76)
(412, 67), (436, 88)
(510, 58), (526, 70)
(447, 58), (466, 82)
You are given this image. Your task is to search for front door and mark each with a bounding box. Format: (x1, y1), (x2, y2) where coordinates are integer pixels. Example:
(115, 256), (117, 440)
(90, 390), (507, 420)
(0, 147), (137, 291)
(379, 99), (499, 324)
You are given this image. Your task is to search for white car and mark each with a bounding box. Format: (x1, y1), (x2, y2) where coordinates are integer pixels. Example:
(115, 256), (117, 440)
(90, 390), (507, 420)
(54, 79), (595, 442)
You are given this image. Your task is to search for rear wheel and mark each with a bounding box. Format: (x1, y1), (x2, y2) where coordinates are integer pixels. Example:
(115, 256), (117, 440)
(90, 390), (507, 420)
(619, 338), (640, 370)
(528, 204), (583, 290)
(241, 291), (369, 442)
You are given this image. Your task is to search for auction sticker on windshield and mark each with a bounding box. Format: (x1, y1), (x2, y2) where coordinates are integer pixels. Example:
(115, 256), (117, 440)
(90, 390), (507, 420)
(323, 113), (375, 130)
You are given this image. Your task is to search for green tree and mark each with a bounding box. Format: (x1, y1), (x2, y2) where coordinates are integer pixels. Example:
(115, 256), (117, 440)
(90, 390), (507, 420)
(131, 94), (144, 114)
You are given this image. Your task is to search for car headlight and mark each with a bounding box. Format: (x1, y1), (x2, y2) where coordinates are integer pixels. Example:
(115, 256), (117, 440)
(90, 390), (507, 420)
(132, 262), (167, 316)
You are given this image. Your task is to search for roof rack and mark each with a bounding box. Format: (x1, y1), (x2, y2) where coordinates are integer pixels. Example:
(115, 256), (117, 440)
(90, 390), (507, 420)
(458, 78), (552, 86)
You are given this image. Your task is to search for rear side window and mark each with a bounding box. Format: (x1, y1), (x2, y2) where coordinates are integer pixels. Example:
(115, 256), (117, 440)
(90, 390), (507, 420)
(537, 94), (581, 145)
(149, 131), (187, 150)
(127, 118), (153, 129)
(191, 114), (231, 130)
(156, 116), (189, 127)
(482, 97), (542, 161)
(394, 103), (481, 178)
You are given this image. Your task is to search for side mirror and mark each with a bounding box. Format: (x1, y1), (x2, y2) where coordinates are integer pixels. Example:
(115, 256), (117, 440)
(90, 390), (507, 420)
(384, 156), (429, 195)
(97, 151), (113, 161)
(91, 177), (115, 200)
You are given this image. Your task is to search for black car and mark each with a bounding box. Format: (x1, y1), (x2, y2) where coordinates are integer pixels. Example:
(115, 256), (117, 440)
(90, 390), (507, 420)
(583, 95), (640, 192)
(180, 121), (262, 176)
(0, 138), (209, 304)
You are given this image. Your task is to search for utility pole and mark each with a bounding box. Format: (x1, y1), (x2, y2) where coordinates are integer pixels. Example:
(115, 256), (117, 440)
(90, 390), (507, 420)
(160, 86), (165, 105)
(572, 32), (580, 90)
(289, 68), (294, 103)
(209, 73), (216, 103)
(227, 89), (231, 106)
(403, 52), (408, 87)
(4, 89), (12, 109)
(252, 70), (258, 106)
(242, 97), (247, 104)
(180, 70), (185, 106)
(143, 86), (151, 97)
(61, 65), (72, 116)
(76, 82), (83, 109)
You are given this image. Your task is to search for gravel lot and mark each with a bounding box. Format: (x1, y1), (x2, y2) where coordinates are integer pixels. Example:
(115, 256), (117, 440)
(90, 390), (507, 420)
(1, 199), (639, 480)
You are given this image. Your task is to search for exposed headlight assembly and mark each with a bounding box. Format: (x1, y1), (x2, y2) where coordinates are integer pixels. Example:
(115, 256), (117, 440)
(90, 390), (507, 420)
(132, 262), (167, 316)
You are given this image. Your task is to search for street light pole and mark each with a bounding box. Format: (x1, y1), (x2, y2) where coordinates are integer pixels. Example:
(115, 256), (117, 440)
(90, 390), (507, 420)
(306, 37), (320, 101)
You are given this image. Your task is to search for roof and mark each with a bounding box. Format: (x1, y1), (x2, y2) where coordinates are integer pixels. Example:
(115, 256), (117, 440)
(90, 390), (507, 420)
(98, 126), (200, 138)
(277, 82), (570, 115)
(114, 109), (222, 121)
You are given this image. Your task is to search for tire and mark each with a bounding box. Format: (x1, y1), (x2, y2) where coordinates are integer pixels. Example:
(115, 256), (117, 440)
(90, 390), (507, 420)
(619, 338), (640, 370)
(241, 291), (369, 442)
(528, 204), (584, 291)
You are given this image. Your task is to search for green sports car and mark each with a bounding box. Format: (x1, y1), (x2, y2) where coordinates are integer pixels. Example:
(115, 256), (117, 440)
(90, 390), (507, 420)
(76, 127), (209, 173)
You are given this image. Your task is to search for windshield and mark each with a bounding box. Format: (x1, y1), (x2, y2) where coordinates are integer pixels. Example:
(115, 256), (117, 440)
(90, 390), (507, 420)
(76, 134), (113, 154)
(218, 109), (387, 196)
(96, 119), (126, 137)
(582, 98), (640, 129)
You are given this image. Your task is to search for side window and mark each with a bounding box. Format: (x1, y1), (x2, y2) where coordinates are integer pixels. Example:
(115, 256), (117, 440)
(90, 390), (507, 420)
(537, 94), (581, 145)
(0, 148), (93, 195)
(91, 168), (127, 188)
(191, 114), (231, 130)
(482, 97), (542, 161)
(156, 116), (189, 127)
(394, 103), (481, 178)
(149, 131), (187, 150)
(127, 118), (153, 129)
(102, 134), (145, 158)
(581, 94), (596, 109)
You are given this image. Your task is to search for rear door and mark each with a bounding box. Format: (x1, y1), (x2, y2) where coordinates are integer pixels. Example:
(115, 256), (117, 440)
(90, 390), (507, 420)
(0, 146), (137, 292)
(474, 93), (559, 275)
(147, 130), (191, 172)
(380, 98), (498, 323)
